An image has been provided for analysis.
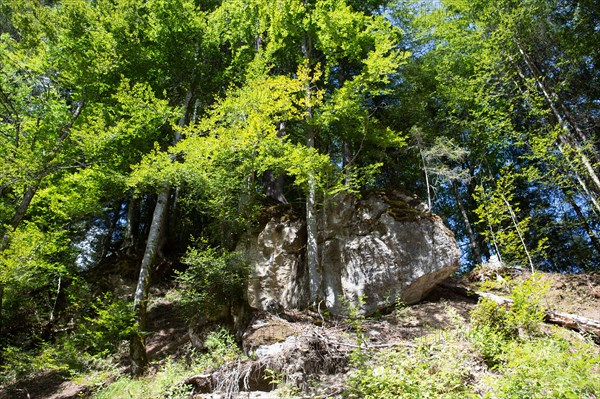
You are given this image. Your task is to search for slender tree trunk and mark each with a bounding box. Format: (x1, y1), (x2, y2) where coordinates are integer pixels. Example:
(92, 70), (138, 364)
(129, 86), (194, 376)
(97, 202), (122, 264)
(305, 110), (319, 304)
(500, 194), (535, 273)
(342, 141), (352, 186)
(130, 185), (170, 376)
(419, 146), (432, 211)
(264, 122), (288, 204)
(562, 189), (600, 256)
(306, 135), (319, 305)
(556, 142), (600, 216)
(452, 180), (482, 265)
(123, 197), (140, 254)
(1, 183), (38, 246)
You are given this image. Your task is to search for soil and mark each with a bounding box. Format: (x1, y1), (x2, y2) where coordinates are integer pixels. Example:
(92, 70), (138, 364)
(469, 270), (600, 320)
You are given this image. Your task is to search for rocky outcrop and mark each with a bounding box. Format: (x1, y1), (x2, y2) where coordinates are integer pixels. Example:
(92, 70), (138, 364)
(238, 192), (460, 315)
(239, 212), (308, 312)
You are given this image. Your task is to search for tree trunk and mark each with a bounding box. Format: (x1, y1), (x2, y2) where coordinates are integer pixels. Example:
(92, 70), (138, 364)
(306, 139), (319, 305)
(500, 194), (535, 273)
(123, 197), (140, 254)
(517, 43), (600, 196)
(264, 122), (288, 204)
(129, 85), (194, 376)
(476, 291), (600, 340)
(562, 189), (600, 256)
(130, 185), (170, 376)
(303, 28), (320, 305)
(97, 202), (122, 264)
(442, 283), (600, 340)
(342, 141), (352, 186)
(514, 51), (600, 215)
(452, 180), (482, 265)
(0, 183), (38, 352)
(556, 142), (600, 216)
(1, 184), (38, 246)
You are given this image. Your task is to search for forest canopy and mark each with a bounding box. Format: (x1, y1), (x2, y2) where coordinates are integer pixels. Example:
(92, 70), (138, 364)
(0, 0), (598, 381)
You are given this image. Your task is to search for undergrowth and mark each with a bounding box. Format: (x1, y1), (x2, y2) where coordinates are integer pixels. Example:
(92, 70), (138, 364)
(3, 274), (598, 399)
(0, 294), (133, 387)
(92, 328), (243, 398)
(344, 275), (600, 399)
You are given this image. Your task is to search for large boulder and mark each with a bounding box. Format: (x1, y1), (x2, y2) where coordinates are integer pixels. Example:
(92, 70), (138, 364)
(238, 192), (460, 315)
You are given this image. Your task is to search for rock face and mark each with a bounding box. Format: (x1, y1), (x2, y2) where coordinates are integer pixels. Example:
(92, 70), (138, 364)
(238, 192), (460, 315)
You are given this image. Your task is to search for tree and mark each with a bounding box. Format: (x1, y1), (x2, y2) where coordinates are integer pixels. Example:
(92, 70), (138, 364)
(0, 0), (175, 364)
(397, 0), (599, 271)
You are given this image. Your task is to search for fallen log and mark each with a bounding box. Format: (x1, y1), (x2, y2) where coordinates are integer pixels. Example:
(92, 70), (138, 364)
(543, 310), (600, 339)
(440, 283), (600, 342)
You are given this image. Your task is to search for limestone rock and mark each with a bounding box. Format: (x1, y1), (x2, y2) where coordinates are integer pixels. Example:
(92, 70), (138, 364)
(240, 192), (460, 315)
(237, 213), (308, 311)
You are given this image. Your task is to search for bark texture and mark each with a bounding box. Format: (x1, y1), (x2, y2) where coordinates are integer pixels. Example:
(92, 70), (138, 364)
(130, 186), (170, 376)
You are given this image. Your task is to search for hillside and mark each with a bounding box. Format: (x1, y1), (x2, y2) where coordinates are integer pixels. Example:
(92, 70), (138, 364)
(1, 1), (599, 397)
(2, 270), (598, 399)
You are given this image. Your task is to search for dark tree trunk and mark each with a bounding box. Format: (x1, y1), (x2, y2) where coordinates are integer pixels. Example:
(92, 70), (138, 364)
(123, 197), (140, 254)
(264, 122), (288, 204)
(452, 180), (483, 265)
(562, 189), (600, 257)
(98, 202), (122, 263)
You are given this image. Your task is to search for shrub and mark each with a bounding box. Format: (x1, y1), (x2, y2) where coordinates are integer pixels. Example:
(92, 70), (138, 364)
(203, 327), (242, 364)
(73, 293), (135, 356)
(470, 275), (548, 365)
(93, 329), (244, 399)
(485, 335), (600, 398)
(175, 246), (250, 323)
(345, 327), (479, 399)
(93, 359), (194, 399)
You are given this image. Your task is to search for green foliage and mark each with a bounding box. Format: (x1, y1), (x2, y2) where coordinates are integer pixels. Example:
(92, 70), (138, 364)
(469, 299), (513, 364)
(0, 334), (102, 385)
(93, 358), (195, 399)
(0, 223), (76, 341)
(474, 168), (548, 269)
(341, 295), (369, 366)
(74, 294), (135, 356)
(470, 276), (549, 364)
(485, 336), (600, 399)
(345, 327), (479, 399)
(94, 329), (242, 399)
(175, 245), (250, 323)
(203, 328), (243, 364)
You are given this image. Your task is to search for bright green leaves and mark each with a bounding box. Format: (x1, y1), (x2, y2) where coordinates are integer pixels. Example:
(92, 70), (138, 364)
(0, 222), (72, 285)
(0, 222), (74, 338)
(74, 79), (176, 170)
(49, 0), (118, 93)
(474, 168), (548, 268)
(175, 245), (250, 322)
(128, 70), (332, 230)
(314, 0), (373, 63)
